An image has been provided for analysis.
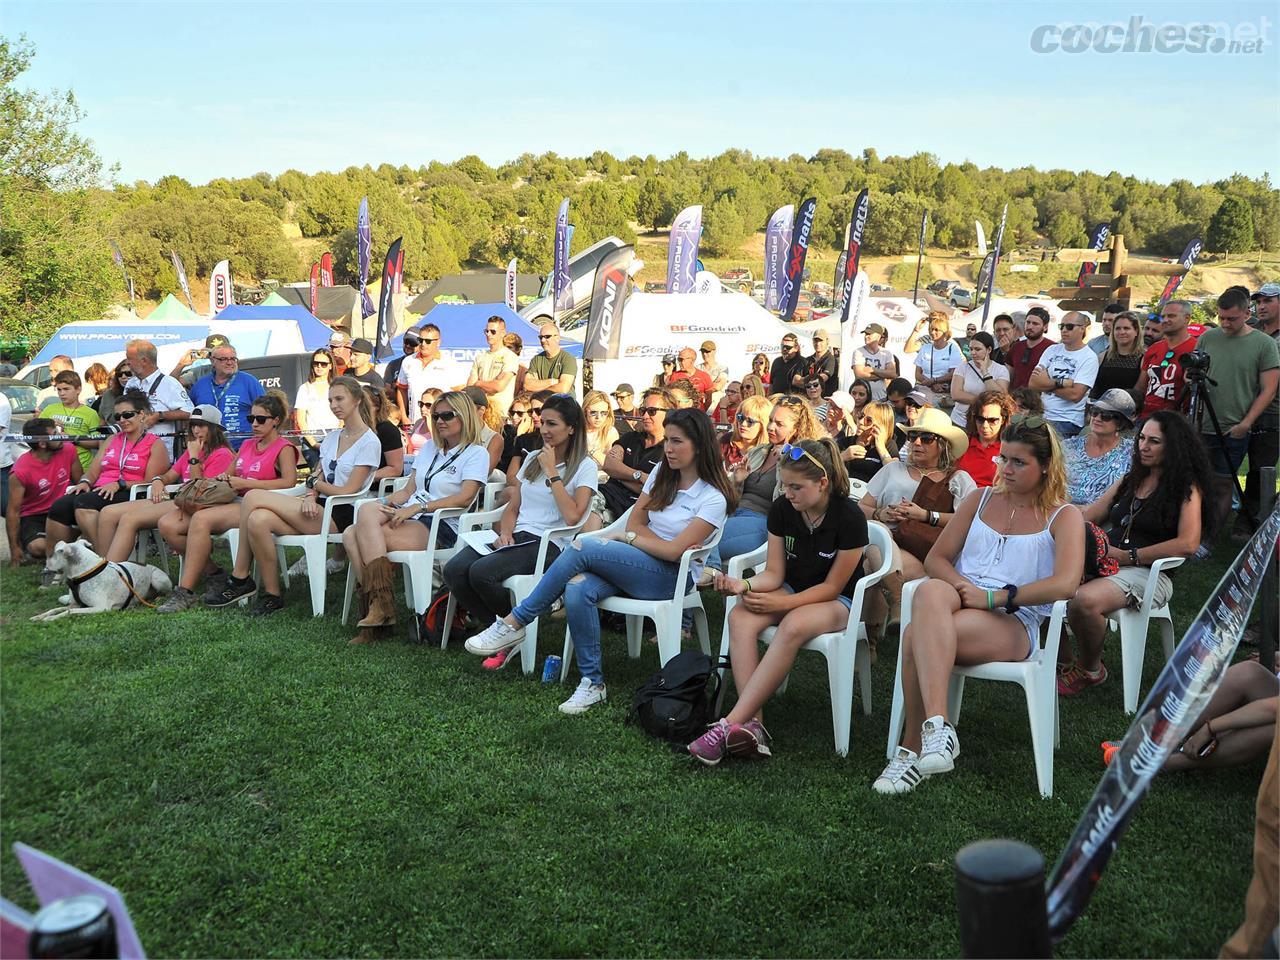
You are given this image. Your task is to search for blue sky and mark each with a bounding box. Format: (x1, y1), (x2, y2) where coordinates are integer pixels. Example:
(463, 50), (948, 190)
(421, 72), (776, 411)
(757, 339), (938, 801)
(7, 0), (1277, 186)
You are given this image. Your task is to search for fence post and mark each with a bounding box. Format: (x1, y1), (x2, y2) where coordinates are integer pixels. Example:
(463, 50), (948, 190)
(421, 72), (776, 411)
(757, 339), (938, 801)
(1259, 466), (1276, 674)
(954, 839), (1051, 958)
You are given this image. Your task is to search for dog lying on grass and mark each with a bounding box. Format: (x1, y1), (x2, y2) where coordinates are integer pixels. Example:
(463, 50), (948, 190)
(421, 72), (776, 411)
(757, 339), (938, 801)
(31, 539), (173, 622)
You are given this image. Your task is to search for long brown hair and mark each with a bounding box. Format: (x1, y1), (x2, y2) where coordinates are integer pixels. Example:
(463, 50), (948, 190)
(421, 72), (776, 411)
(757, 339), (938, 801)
(778, 436), (850, 500)
(997, 415), (1069, 515)
(646, 408), (737, 514)
(330, 375), (374, 428)
(964, 389), (1015, 440)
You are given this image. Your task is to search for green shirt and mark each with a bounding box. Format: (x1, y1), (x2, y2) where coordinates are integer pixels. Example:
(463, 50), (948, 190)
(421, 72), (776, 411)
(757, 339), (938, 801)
(527, 351), (577, 388)
(42, 401), (101, 471)
(1198, 327), (1280, 428)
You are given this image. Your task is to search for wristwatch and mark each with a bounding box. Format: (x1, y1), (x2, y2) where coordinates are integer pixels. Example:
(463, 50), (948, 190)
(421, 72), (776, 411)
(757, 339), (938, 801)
(631, 469), (643, 482)
(928, 510), (940, 527)
(625, 531), (638, 544)
(1001, 583), (1020, 614)
(188, 458), (202, 466)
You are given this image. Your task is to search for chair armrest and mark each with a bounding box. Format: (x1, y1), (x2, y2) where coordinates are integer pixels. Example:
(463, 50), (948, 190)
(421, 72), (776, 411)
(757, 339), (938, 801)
(457, 506), (506, 534)
(531, 510), (593, 575)
(1040, 599), (1070, 662)
(316, 481), (375, 535)
(1130, 555), (1185, 617)
(378, 475), (411, 497)
(579, 508), (631, 543)
(900, 577), (929, 629)
(726, 544), (768, 579)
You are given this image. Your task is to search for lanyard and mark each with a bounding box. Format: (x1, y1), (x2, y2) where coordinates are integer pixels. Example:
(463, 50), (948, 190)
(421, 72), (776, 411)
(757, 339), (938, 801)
(416, 446), (463, 501)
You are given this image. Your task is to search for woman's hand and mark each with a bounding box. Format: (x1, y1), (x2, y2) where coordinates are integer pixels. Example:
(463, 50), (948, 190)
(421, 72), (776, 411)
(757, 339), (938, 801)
(848, 443), (867, 460)
(301, 493), (320, 520)
(386, 505), (417, 529)
(953, 579), (988, 610)
(149, 478), (167, 503)
(1106, 545), (1129, 565)
(741, 590), (787, 614)
(1181, 722), (1218, 760)
(227, 475), (250, 492)
(537, 445), (558, 478)
(186, 438), (205, 460)
(713, 572), (747, 596)
(493, 532), (515, 549)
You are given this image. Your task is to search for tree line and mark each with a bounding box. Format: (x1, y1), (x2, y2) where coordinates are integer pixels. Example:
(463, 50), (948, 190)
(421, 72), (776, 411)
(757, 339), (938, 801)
(2, 33), (1277, 352)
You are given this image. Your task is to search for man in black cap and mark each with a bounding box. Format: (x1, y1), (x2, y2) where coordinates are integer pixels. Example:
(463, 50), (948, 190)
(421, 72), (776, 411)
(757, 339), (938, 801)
(348, 338), (385, 389)
(769, 332), (807, 395)
(611, 383), (638, 434)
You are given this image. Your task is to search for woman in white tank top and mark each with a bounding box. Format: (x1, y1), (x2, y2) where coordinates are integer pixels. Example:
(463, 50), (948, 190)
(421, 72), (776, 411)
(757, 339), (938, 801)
(874, 416), (1084, 796)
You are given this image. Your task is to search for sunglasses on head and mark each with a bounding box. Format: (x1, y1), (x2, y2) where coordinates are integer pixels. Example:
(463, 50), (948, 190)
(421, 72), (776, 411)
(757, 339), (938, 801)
(780, 442), (827, 477)
(248, 414), (274, 425)
(735, 413), (760, 426)
(114, 410), (138, 421)
(640, 405), (665, 417)
(431, 410), (458, 423)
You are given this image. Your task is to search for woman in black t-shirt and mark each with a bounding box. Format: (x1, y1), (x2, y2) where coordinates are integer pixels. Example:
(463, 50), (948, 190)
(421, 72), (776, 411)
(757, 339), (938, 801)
(363, 385), (405, 483)
(689, 438), (869, 764)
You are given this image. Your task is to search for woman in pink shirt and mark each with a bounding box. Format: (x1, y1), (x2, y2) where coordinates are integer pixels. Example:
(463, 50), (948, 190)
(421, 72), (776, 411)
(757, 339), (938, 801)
(45, 389), (170, 558)
(99, 404), (235, 562)
(156, 392), (299, 612)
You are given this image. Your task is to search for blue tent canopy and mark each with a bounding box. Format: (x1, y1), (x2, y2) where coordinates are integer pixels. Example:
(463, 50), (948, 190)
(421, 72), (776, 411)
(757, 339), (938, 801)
(386, 303), (582, 360)
(210, 304), (334, 352)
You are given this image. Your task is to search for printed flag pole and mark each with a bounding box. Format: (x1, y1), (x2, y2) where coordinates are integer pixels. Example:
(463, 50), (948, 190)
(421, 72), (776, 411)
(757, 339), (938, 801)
(583, 246), (636, 361)
(170, 249), (195, 312)
(553, 197), (573, 334)
(505, 258), (518, 311)
(357, 197), (374, 320)
(319, 252), (334, 288)
(1154, 237), (1203, 313)
(764, 205), (794, 313)
(979, 204), (1008, 329)
(374, 237), (403, 361)
(309, 262), (320, 314)
(666, 204), (703, 295)
(837, 188), (870, 324)
(779, 198), (817, 321)
(912, 210), (930, 304)
(1076, 223), (1111, 287)
(209, 259), (234, 313)
(108, 240), (136, 311)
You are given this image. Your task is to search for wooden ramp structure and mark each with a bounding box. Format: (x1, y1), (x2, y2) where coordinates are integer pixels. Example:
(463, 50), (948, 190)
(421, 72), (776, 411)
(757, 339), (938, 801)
(1051, 234), (1190, 313)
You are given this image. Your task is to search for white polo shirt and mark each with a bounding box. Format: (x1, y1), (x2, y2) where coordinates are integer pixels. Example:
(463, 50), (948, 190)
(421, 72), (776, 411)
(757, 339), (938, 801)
(398, 353), (463, 405)
(411, 438), (490, 531)
(641, 468), (728, 577)
(126, 369), (193, 437)
(515, 455), (599, 545)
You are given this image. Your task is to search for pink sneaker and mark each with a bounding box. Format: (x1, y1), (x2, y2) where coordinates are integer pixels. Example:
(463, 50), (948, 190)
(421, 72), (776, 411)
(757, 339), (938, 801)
(1058, 663), (1108, 696)
(688, 719), (731, 766)
(726, 719), (773, 758)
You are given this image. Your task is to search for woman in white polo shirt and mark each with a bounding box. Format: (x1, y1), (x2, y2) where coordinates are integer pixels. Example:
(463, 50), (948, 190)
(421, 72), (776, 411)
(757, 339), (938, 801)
(344, 391), (490, 643)
(466, 408), (735, 715)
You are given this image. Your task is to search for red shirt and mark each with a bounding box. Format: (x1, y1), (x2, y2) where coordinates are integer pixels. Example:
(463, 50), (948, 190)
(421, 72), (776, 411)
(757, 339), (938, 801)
(669, 369), (714, 408)
(956, 436), (1001, 487)
(12, 446), (77, 515)
(1139, 336), (1199, 416)
(711, 402), (739, 428)
(1006, 337), (1056, 389)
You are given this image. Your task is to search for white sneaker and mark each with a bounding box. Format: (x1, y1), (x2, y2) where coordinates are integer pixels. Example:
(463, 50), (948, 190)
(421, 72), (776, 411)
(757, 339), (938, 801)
(873, 747), (925, 794)
(287, 556), (308, 577)
(464, 618), (526, 656)
(325, 556), (345, 575)
(559, 677), (607, 715)
(918, 716), (960, 775)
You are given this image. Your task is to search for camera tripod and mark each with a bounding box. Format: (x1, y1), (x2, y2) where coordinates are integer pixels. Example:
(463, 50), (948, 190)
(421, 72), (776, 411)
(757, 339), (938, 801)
(1183, 371), (1257, 530)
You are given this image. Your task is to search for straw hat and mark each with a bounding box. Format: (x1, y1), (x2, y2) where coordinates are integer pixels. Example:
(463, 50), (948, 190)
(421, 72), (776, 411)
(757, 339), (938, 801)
(905, 407), (969, 460)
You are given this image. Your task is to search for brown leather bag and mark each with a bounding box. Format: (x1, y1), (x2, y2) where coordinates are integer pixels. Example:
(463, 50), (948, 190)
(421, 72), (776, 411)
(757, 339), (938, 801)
(172, 477), (237, 515)
(894, 471), (956, 562)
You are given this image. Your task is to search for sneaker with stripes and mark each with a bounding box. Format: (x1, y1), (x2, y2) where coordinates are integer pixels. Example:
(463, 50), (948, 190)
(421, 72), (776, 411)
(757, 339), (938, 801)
(874, 747), (924, 794)
(918, 716), (960, 775)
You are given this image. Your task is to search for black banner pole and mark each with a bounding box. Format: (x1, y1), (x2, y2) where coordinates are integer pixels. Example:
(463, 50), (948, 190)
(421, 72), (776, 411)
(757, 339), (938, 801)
(955, 839), (1051, 959)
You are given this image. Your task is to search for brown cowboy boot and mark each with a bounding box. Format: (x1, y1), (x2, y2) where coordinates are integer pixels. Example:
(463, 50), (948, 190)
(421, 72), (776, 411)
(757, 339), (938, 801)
(356, 556), (397, 629)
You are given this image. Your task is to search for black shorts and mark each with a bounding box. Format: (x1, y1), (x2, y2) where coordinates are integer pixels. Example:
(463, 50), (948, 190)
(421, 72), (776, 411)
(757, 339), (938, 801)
(47, 486), (131, 526)
(19, 513), (49, 548)
(323, 501), (355, 532)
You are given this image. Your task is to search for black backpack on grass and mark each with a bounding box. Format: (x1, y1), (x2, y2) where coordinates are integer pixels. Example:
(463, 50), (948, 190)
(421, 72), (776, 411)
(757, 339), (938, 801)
(627, 651), (727, 744)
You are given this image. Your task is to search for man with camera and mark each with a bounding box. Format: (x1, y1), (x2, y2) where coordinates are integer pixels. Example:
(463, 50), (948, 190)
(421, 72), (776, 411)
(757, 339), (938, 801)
(1135, 300), (1199, 417)
(1195, 286), (1280, 536)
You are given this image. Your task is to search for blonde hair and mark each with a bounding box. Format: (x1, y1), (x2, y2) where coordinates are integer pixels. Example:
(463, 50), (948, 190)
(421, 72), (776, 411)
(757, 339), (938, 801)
(772, 395), (827, 442)
(480, 402), (505, 433)
(582, 389), (616, 438)
(740, 373), (765, 399)
(997, 416), (1070, 516)
(735, 395), (773, 448)
(433, 390), (482, 451)
(863, 400), (896, 444)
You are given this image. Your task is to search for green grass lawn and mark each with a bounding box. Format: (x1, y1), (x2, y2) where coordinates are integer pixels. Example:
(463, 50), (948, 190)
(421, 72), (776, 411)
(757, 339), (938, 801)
(0, 535), (1266, 958)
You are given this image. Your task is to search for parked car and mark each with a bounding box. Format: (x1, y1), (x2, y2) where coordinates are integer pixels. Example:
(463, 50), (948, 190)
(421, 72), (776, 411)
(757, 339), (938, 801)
(721, 268), (753, 293)
(0, 378), (40, 438)
(928, 279), (961, 297)
(751, 281), (767, 304)
(519, 237), (628, 326)
(950, 288), (974, 309)
(870, 283), (891, 293)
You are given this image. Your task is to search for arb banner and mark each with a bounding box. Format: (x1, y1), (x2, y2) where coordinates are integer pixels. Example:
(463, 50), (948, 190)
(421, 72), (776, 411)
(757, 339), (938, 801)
(779, 198), (816, 321)
(210, 259), (233, 312)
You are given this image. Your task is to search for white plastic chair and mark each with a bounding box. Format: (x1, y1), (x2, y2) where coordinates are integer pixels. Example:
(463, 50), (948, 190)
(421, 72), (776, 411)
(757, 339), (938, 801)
(1108, 556), (1185, 714)
(717, 522), (893, 756)
(126, 482), (176, 575)
(273, 479), (374, 617)
(558, 509), (723, 680)
(482, 479), (506, 511)
(886, 577), (1068, 798)
(444, 509), (592, 672)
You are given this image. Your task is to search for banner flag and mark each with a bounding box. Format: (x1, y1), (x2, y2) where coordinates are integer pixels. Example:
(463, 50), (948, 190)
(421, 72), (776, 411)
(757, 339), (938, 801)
(666, 204), (703, 295)
(505, 258), (518, 310)
(1076, 223), (1111, 287)
(583, 245), (635, 361)
(210, 259), (234, 312)
(319, 252), (334, 288)
(1046, 506), (1280, 941)
(394, 249), (405, 294)
(764, 204), (794, 311)
(309, 262), (320, 314)
(978, 204), (1008, 328)
(170, 249), (194, 311)
(912, 209), (930, 303)
(375, 237), (403, 361)
(551, 198), (573, 314)
(838, 271), (871, 391)
(837, 188), (871, 324)
(108, 240), (135, 309)
(109, 239), (124, 270)
(779, 198), (816, 320)
(975, 252), (996, 298)
(975, 220), (988, 257)
(1155, 237), (1203, 312)
(357, 197), (374, 319)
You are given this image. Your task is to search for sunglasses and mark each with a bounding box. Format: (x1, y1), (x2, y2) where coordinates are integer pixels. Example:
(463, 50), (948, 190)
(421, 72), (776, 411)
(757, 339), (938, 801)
(118, 371), (132, 379)
(326, 459), (337, 484)
(1088, 408), (1123, 423)
(976, 415), (1004, 425)
(431, 410), (458, 423)
(539, 333), (557, 340)
(911, 432), (940, 445)
(735, 413), (760, 427)
(587, 409), (611, 418)
(313, 360), (331, 367)
(530, 405), (544, 415)
(806, 382), (822, 390)
(1059, 323), (1084, 332)
(114, 410), (139, 421)
(780, 443), (827, 476)
(662, 360), (675, 366)
(419, 401), (434, 410)
(213, 355), (238, 362)
(1009, 414), (1047, 429)
(640, 406), (666, 417)
(419, 337), (439, 345)
(250, 414), (276, 425)
(509, 408), (528, 417)
(699, 348), (711, 354)
(484, 329), (501, 335)
(611, 392), (631, 400)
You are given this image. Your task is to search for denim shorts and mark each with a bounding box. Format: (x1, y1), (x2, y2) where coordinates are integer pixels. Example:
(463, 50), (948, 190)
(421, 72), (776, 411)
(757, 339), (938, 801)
(781, 582), (854, 610)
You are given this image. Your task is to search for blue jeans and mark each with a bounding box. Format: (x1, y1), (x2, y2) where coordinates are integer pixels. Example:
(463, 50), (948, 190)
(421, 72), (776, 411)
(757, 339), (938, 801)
(511, 538), (687, 685)
(1202, 431), (1250, 478)
(706, 507), (769, 571)
(1047, 419), (1083, 438)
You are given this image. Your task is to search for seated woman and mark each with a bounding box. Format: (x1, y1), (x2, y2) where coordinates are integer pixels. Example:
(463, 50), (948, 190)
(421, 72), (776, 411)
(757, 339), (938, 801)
(582, 390), (619, 466)
(205, 376), (379, 616)
(720, 395), (772, 472)
(44, 389), (170, 560)
(155, 392), (300, 612)
(949, 331), (1010, 428)
(874, 416), (1084, 794)
(465, 408), (734, 715)
(955, 390), (1016, 488)
(497, 390), (535, 475)
(1063, 389), (1136, 506)
(703, 395), (826, 583)
(445, 394), (597, 661)
(839, 400), (902, 483)
(1061, 410), (1211, 694)
(739, 373), (766, 401)
(364, 384), (405, 482)
(344, 391), (490, 643)
(98, 403), (235, 563)
(858, 408), (977, 635)
(689, 438), (868, 764)
(820, 387), (860, 445)
(1162, 660), (1278, 771)
(6, 419), (82, 570)
(404, 387), (442, 459)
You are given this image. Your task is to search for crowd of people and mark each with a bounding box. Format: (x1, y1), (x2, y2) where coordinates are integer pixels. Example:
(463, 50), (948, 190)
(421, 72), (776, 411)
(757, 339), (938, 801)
(4, 281), (1277, 793)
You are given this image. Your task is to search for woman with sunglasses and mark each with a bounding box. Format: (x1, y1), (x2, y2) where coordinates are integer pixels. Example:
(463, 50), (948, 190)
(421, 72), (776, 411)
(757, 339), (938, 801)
(1063, 389), (1137, 505)
(949, 331), (1010, 428)
(206, 376), (380, 616)
(1089, 310), (1145, 400)
(405, 387), (443, 458)
(345, 391), (490, 642)
(710, 381), (742, 429)
(842, 400), (902, 483)
(465, 408), (734, 715)
(858, 408), (977, 639)
(598, 388), (671, 523)
(155, 393), (301, 612)
(653, 355), (677, 390)
(721, 395), (772, 472)
(751, 353), (772, 388)
(956, 390), (1017, 488)
(362, 385), (406, 482)
(702, 395), (826, 584)
(44, 389), (171, 560)
(447, 393), (598, 666)
(804, 377), (830, 421)
(295, 349), (340, 469)
(503, 390), (553, 488)
(690, 438), (868, 763)
(739, 374), (766, 401)
(98, 403), (235, 564)
(582, 390), (620, 465)
(93, 360), (133, 423)
(874, 416), (1083, 794)
(497, 390), (535, 475)
(1061, 410), (1211, 696)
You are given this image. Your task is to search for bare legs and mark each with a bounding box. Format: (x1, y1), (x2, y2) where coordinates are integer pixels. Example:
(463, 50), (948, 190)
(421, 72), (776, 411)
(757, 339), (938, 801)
(1066, 578), (1129, 672)
(165, 503), (241, 591)
(229, 490), (324, 595)
(1165, 660), (1279, 772)
(100, 499), (177, 563)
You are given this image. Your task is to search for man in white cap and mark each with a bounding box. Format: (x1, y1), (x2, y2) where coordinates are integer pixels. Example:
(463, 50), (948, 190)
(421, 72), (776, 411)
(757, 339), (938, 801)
(853, 323), (897, 400)
(328, 331), (352, 377)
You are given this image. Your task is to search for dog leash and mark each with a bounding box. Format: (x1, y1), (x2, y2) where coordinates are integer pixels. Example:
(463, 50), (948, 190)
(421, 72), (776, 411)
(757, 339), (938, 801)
(66, 558), (158, 610)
